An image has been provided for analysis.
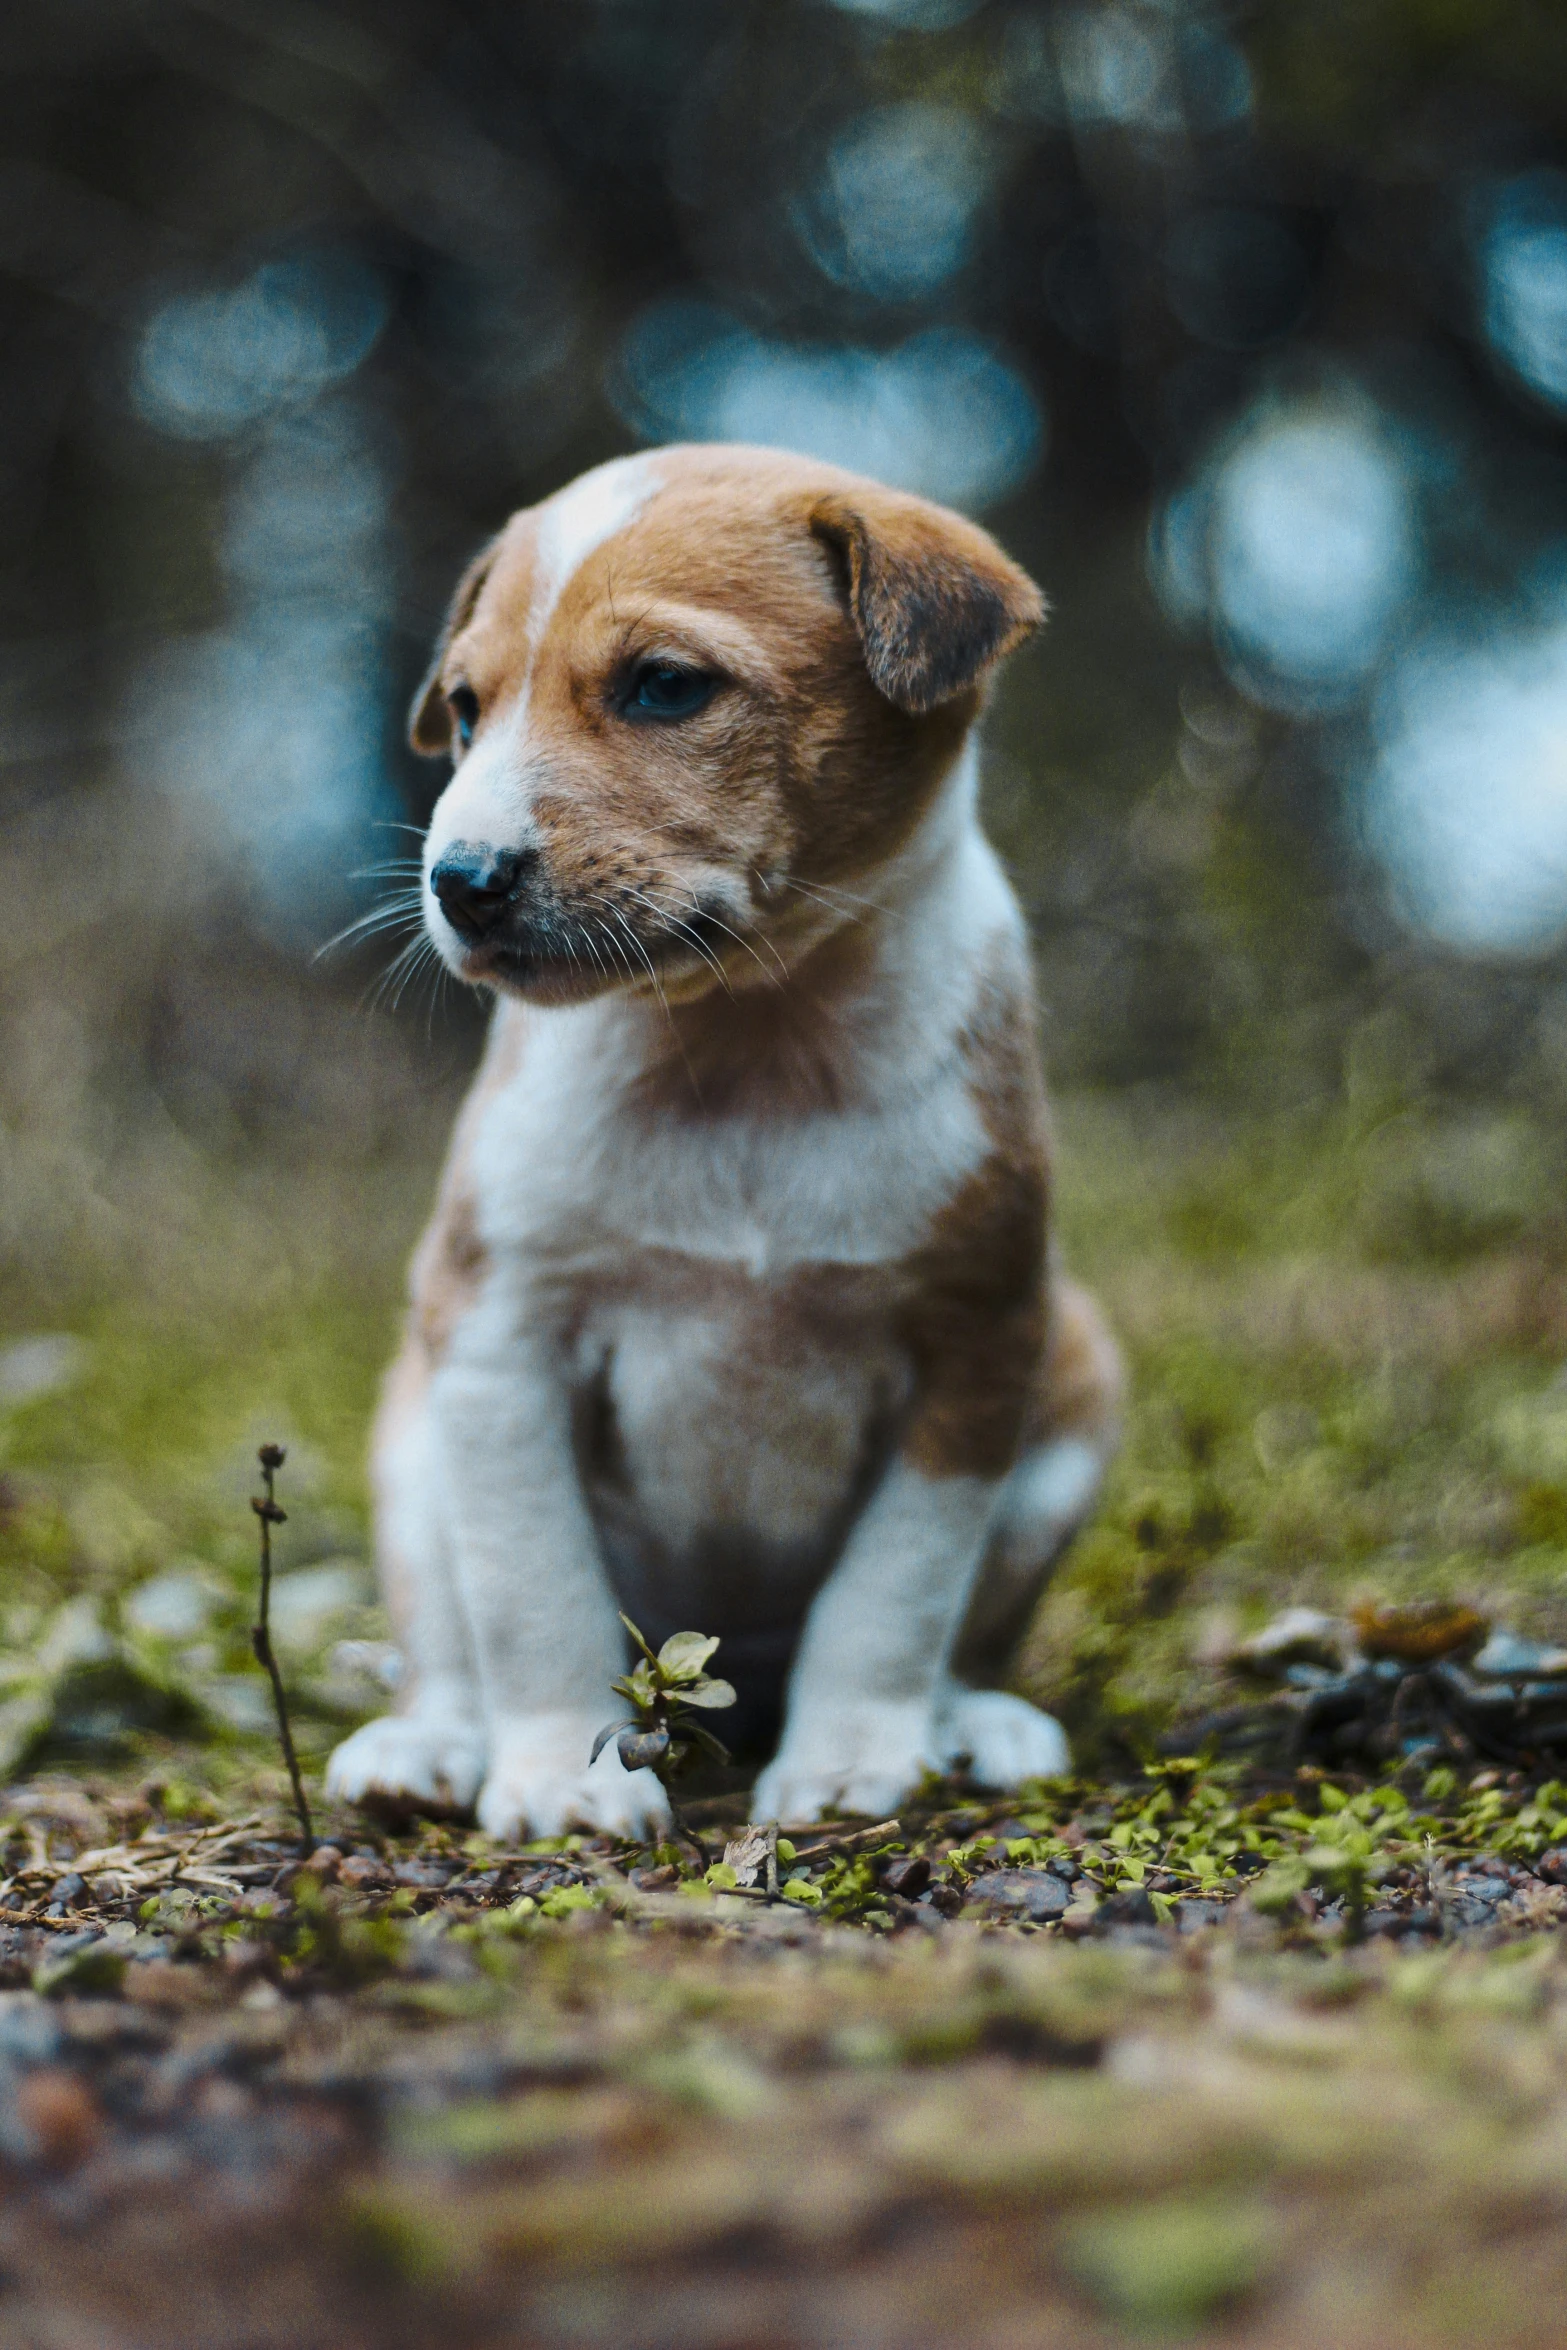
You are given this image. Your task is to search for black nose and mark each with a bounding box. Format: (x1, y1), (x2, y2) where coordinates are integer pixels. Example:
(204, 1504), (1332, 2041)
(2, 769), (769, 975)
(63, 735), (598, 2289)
(429, 844), (528, 940)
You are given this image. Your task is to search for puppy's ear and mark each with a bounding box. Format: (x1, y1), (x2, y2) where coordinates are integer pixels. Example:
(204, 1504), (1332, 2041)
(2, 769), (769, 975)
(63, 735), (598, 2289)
(408, 539), (499, 754)
(810, 489), (1045, 716)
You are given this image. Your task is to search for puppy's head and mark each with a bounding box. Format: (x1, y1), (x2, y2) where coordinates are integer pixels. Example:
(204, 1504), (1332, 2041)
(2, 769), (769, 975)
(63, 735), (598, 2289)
(412, 446), (1043, 1003)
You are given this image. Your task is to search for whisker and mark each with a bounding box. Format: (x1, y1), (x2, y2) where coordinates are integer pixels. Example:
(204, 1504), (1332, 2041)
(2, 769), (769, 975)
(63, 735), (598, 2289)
(602, 890), (731, 996)
(633, 885), (788, 988)
(771, 875), (890, 924)
(314, 893), (426, 962)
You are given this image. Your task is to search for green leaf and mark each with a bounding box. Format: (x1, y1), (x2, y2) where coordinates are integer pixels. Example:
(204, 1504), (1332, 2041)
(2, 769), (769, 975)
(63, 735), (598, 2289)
(617, 1613), (659, 1666)
(657, 1631), (720, 1681)
(781, 1877), (823, 1906)
(539, 1885), (602, 1919)
(704, 1861), (739, 1890)
(1249, 1859), (1310, 1915)
(682, 1722), (732, 1767)
(590, 1718), (637, 1764)
(617, 1660), (657, 1709)
(677, 1675), (736, 1710)
(35, 1941), (128, 1998)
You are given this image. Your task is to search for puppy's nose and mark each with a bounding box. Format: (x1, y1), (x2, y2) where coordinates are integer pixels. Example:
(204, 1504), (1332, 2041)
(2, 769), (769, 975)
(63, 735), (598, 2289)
(429, 844), (528, 940)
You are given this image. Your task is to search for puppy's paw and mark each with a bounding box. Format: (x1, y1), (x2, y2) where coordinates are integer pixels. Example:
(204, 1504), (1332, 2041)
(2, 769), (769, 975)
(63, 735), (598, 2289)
(325, 1712), (487, 1818)
(477, 1715), (672, 1842)
(753, 1700), (937, 1824)
(937, 1686), (1070, 1785)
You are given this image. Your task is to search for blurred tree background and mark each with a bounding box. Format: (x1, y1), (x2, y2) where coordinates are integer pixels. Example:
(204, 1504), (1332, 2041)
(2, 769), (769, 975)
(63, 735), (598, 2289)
(6, 0), (1567, 1764)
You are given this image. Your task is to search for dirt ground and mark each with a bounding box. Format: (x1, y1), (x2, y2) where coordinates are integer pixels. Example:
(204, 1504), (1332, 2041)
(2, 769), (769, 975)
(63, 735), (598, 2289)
(0, 1760), (1559, 2349)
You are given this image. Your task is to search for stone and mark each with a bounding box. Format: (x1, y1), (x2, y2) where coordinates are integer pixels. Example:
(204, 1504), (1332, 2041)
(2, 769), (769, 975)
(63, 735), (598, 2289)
(967, 1869), (1070, 1923)
(1175, 1898), (1231, 1932)
(1094, 1887), (1160, 1931)
(125, 1571), (224, 1642)
(196, 1676), (277, 1733)
(1227, 1608), (1350, 1679)
(880, 1854), (931, 1898)
(337, 1855), (393, 1891)
(14, 2067), (99, 2167)
(1473, 1630), (1567, 1679)
(0, 1335), (88, 1409)
(266, 1562), (372, 1654)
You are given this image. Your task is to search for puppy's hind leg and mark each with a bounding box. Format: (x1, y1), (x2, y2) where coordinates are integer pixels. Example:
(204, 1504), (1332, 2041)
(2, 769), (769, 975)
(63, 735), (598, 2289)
(939, 1277), (1123, 1786)
(326, 1347), (487, 1817)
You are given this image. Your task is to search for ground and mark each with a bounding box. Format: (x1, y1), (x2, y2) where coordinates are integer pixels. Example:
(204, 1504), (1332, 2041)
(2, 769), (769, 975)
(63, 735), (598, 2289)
(2, 1083), (1567, 2345)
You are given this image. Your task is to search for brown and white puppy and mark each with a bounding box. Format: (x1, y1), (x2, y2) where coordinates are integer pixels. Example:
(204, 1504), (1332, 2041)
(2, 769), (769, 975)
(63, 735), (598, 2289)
(326, 444), (1121, 1837)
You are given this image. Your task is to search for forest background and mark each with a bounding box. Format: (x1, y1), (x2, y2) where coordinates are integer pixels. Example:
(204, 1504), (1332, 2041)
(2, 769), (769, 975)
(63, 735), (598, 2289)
(6, 0), (1567, 1772)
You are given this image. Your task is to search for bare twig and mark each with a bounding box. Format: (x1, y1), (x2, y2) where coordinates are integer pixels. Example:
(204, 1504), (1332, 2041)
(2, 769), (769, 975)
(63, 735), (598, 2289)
(785, 1818), (902, 1861)
(250, 1445), (315, 1854)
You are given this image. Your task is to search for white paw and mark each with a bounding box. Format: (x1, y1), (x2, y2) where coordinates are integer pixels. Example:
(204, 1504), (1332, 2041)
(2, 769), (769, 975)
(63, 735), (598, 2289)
(937, 1686), (1070, 1785)
(325, 1711), (487, 1816)
(754, 1700), (937, 1824)
(477, 1714), (672, 1841)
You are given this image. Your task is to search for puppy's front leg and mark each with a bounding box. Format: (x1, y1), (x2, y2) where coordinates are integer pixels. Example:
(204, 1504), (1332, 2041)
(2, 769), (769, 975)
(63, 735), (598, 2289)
(755, 1237), (1069, 1822)
(432, 1342), (670, 1841)
(753, 1460), (1003, 1823)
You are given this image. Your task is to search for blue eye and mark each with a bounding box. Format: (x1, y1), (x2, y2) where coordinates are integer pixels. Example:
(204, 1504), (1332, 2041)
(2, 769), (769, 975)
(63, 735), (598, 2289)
(625, 662), (714, 721)
(448, 685), (479, 748)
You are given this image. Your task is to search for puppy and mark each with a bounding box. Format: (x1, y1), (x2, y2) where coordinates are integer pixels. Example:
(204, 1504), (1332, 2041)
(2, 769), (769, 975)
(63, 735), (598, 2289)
(326, 444), (1122, 1837)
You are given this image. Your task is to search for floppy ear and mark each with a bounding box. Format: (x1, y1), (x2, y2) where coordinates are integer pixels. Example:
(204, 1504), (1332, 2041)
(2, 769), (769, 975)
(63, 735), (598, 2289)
(408, 538), (499, 754)
(810, 489), (1045, 716)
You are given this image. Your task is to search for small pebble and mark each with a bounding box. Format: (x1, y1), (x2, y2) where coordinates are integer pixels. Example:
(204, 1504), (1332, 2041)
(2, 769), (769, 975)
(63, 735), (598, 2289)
(16, 2068), (99, 2168)
(392, 1861), (452, 1890)
(337, 1856), (392, 1891)
(880, 1855), (931, 1898)
(968, 1870), (1070, 1923)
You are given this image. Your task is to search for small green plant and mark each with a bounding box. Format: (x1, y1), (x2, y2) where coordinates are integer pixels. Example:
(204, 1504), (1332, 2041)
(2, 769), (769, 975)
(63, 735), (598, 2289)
(250, 1443), (315, 1853)
(592, 1615), (736, 1863)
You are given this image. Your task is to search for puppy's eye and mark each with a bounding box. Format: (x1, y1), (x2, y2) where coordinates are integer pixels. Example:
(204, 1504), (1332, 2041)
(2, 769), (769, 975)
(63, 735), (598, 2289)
(623, 662), (714, 722)
(448, 684), (480, 749)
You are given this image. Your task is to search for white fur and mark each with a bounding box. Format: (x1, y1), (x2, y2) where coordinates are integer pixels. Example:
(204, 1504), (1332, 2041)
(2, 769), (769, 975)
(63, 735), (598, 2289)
(754, 1466), (998, 1821)
(993, 1434), (1107, 1564)
(425, 453), (662, 962)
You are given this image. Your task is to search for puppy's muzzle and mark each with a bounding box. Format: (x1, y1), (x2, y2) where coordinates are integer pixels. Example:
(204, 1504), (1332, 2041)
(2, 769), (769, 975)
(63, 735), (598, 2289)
(429, 843), (533, 942)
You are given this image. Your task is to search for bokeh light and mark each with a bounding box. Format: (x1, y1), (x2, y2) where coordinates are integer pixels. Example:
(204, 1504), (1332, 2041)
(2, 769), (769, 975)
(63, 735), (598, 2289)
(129, 262), (396, 931)
(1366, 605), (1567, 954)
(820, 0), (988, 27)
(613, 304), (1043, 510)
(1480, 170), (1567, 416)
(795, 105), (999, 304)
(1151, 402), (1419, 712)
(132, 257), (389, 442)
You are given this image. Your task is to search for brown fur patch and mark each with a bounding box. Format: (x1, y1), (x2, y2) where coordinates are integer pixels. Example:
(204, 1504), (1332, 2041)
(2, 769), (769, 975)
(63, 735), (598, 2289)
(402, 1001), (527, 1363)
(810, 486), (1045, 716)
(897, 943), (1053, 1480)
(410, 536), (502, 753)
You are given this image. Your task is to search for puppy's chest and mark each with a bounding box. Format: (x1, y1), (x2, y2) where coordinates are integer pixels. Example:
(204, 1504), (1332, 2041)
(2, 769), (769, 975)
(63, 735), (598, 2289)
(571, 1261), (909, 1556)
(473, 1038), (989, 1280)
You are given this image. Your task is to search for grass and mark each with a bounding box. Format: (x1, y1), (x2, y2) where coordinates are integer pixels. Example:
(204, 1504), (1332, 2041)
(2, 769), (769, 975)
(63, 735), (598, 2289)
(4, 1073), (1567, 1769)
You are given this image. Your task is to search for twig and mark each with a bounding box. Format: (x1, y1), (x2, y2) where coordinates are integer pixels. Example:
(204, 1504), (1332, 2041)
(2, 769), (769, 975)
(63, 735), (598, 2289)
(785, 1817), (902, 1860)
(250, 1445), (315, 1854)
